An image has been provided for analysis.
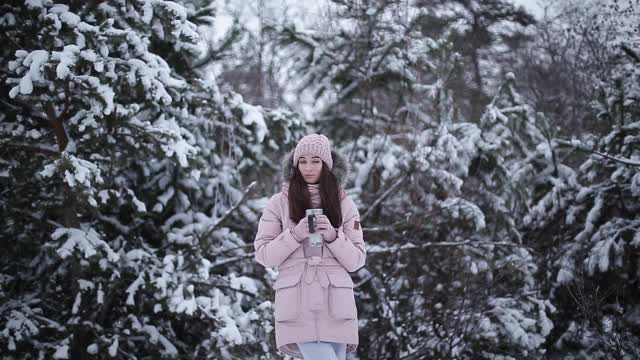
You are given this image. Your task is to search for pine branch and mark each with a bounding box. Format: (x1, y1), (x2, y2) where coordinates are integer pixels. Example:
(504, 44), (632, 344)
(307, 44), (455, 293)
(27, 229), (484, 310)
(2, 142), (59, 157)
(200, 181), (258, 239)
(620, 44), (640, 63)
(555, 138), (640, 167)
(209, 253), (256, 269)
(361, 173), (410, 222)
(367, 240), (531, 254)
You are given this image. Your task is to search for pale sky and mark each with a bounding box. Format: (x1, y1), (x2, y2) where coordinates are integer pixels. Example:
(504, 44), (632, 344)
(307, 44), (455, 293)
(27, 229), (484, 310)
(511, 0), (546, 18)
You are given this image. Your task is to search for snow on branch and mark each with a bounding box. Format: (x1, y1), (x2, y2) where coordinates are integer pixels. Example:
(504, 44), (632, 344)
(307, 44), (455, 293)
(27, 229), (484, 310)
(555, 139), (640, 167)
(366, 239), (531, 254)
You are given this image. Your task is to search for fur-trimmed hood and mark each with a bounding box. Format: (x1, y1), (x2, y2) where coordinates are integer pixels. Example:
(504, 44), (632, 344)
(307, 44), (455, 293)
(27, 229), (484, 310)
(279, 148), (350, 196)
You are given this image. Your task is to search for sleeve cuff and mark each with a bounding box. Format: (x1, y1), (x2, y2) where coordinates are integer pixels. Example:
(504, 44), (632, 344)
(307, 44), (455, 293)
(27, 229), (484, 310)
(284, 228), (303, 246)
(324, 228), (342, 244)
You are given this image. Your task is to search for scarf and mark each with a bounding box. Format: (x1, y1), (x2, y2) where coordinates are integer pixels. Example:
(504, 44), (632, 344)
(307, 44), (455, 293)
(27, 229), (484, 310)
(281, 182), (322, 208)
(307, 183), (322, 208)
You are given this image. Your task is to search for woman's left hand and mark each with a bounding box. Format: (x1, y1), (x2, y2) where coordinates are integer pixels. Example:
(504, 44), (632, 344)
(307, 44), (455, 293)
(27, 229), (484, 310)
(316, 215), (337, 243)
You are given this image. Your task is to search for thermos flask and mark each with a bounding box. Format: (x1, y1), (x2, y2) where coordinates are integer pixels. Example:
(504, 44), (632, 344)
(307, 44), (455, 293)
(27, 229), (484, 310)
(305, 208), (324, 247)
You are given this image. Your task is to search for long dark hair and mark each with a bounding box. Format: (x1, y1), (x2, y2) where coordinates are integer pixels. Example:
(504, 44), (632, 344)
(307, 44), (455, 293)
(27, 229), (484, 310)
(288, 161), (343, 228)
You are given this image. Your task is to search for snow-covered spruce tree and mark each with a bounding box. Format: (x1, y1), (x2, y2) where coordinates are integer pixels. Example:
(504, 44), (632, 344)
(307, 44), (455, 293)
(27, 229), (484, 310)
(210, 0), (295, 109)
(469, 73), (558, 358)
(414, 0), (536, 122)
(522, 42), (640, 359)
(269, 0), (437, 144)
(0, 1), (303, 358)
(271, 1), (553, 357)
(352, 75), (554, 359)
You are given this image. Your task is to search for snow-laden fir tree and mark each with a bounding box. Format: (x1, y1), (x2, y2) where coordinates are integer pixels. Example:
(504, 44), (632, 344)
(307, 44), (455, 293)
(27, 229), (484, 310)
(0, 1), (305, 358)
(347, 73), (554, 359)
(525, 40), (640, 359)
(412, 0), (536, 122)
(270, 0), (434, 143)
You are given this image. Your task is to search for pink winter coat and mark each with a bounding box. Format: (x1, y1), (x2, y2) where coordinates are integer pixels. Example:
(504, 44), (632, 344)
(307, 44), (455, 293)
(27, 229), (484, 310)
(254, 149), (367, 358)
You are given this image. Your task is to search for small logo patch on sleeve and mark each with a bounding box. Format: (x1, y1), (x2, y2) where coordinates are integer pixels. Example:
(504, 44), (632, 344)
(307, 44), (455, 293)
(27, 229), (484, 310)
(354, 220), (360, 229)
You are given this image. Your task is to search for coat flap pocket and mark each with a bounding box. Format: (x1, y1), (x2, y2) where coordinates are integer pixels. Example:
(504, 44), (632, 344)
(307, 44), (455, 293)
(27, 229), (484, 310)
(274, 272), (302, 290)
(327, 271), (354, 288)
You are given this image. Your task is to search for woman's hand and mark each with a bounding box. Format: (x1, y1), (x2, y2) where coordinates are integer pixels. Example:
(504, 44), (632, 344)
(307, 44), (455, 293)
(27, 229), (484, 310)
(316, 215), (337, 243)
(291, 216), (311, 243)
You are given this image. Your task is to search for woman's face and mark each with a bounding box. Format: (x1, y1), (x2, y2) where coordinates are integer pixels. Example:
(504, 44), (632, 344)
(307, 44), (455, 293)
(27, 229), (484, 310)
(298, 155), (323, 184)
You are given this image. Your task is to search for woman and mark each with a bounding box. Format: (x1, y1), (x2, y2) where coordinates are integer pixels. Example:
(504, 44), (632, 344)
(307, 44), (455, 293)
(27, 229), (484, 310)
(254, 134), (367, 360)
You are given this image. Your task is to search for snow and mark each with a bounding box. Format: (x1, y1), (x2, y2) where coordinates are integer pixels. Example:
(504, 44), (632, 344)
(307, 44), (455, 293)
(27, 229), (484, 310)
(141, 0), (154, 24)
(229, 274), (258, 295)
(4, 310), (40, 343)
(198, 258), (212, 280)
(96, 82), (115, 115)
(53, 344), (69, 359)
(59, 10), (81, 27)
(159, 0), (187, 21)
(126, 188), (147, 212)
(126, 272), (145, 306)
(631, 172), (640, 197)
(77, 21), (99, 34)
(556, 258), (575, 284)
(218, 320), (244, 345)
(152, 17), (165, 39)
(18, 76), (33, 95)
(153, 187), (175, 212)
(170, 284), (198, 315)
(239, 101), (269, 142)
(0, 12), (15, 26)
(25, 0), (46, 9)
(97, 284), (104, 304)
(48, 4), (80, 30)
(40, 155), (104, 210)
(633, 230), (640, 247)
(44, 13), (62, 31)
(52, 45), (79, 80)
(141, 325), (178, 356)
(78, 279), (95, 290)
(126, 249), (150, 261)
(485, 297), (549, 350)
(25, 129), (42, 139)
(53, 226), (120, 262)
(108, 338), (118, 357)
(441, 197), (486, 231)
(72, 292), (82, 314)
(24, 49), (49, 81)
(152, 115), (198, 167)
(575, 194), (604, 242)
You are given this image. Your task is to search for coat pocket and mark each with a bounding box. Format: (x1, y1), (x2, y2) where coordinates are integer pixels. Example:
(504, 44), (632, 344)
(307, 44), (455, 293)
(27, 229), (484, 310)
(326, 271), (357, 320)
(274, 272), (303, 321)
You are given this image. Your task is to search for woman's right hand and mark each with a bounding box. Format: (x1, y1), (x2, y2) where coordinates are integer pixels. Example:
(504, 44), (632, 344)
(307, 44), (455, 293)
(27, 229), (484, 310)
(291, 217), (311, 243)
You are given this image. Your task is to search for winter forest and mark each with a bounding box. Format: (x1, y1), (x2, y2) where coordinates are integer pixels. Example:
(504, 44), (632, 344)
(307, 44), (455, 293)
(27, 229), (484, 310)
(1, 0), (639, 359)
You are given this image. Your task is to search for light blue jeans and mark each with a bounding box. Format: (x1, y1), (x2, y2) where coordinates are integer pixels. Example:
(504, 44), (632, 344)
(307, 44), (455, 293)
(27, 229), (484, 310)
(297, 341), (347, 360)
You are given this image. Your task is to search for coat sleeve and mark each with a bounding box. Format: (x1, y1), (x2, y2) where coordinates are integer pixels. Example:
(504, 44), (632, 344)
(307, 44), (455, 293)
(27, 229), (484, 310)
(254, 194), (301, 269)
(326, 196), (367, 272)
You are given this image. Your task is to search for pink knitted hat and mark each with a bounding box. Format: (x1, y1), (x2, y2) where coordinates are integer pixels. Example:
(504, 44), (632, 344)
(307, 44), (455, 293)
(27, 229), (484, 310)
(293, 134), (333, 170)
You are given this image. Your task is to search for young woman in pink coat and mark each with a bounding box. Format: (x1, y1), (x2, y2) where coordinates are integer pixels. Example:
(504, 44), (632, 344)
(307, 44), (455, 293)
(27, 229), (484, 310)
(254, 134), (367, 360)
